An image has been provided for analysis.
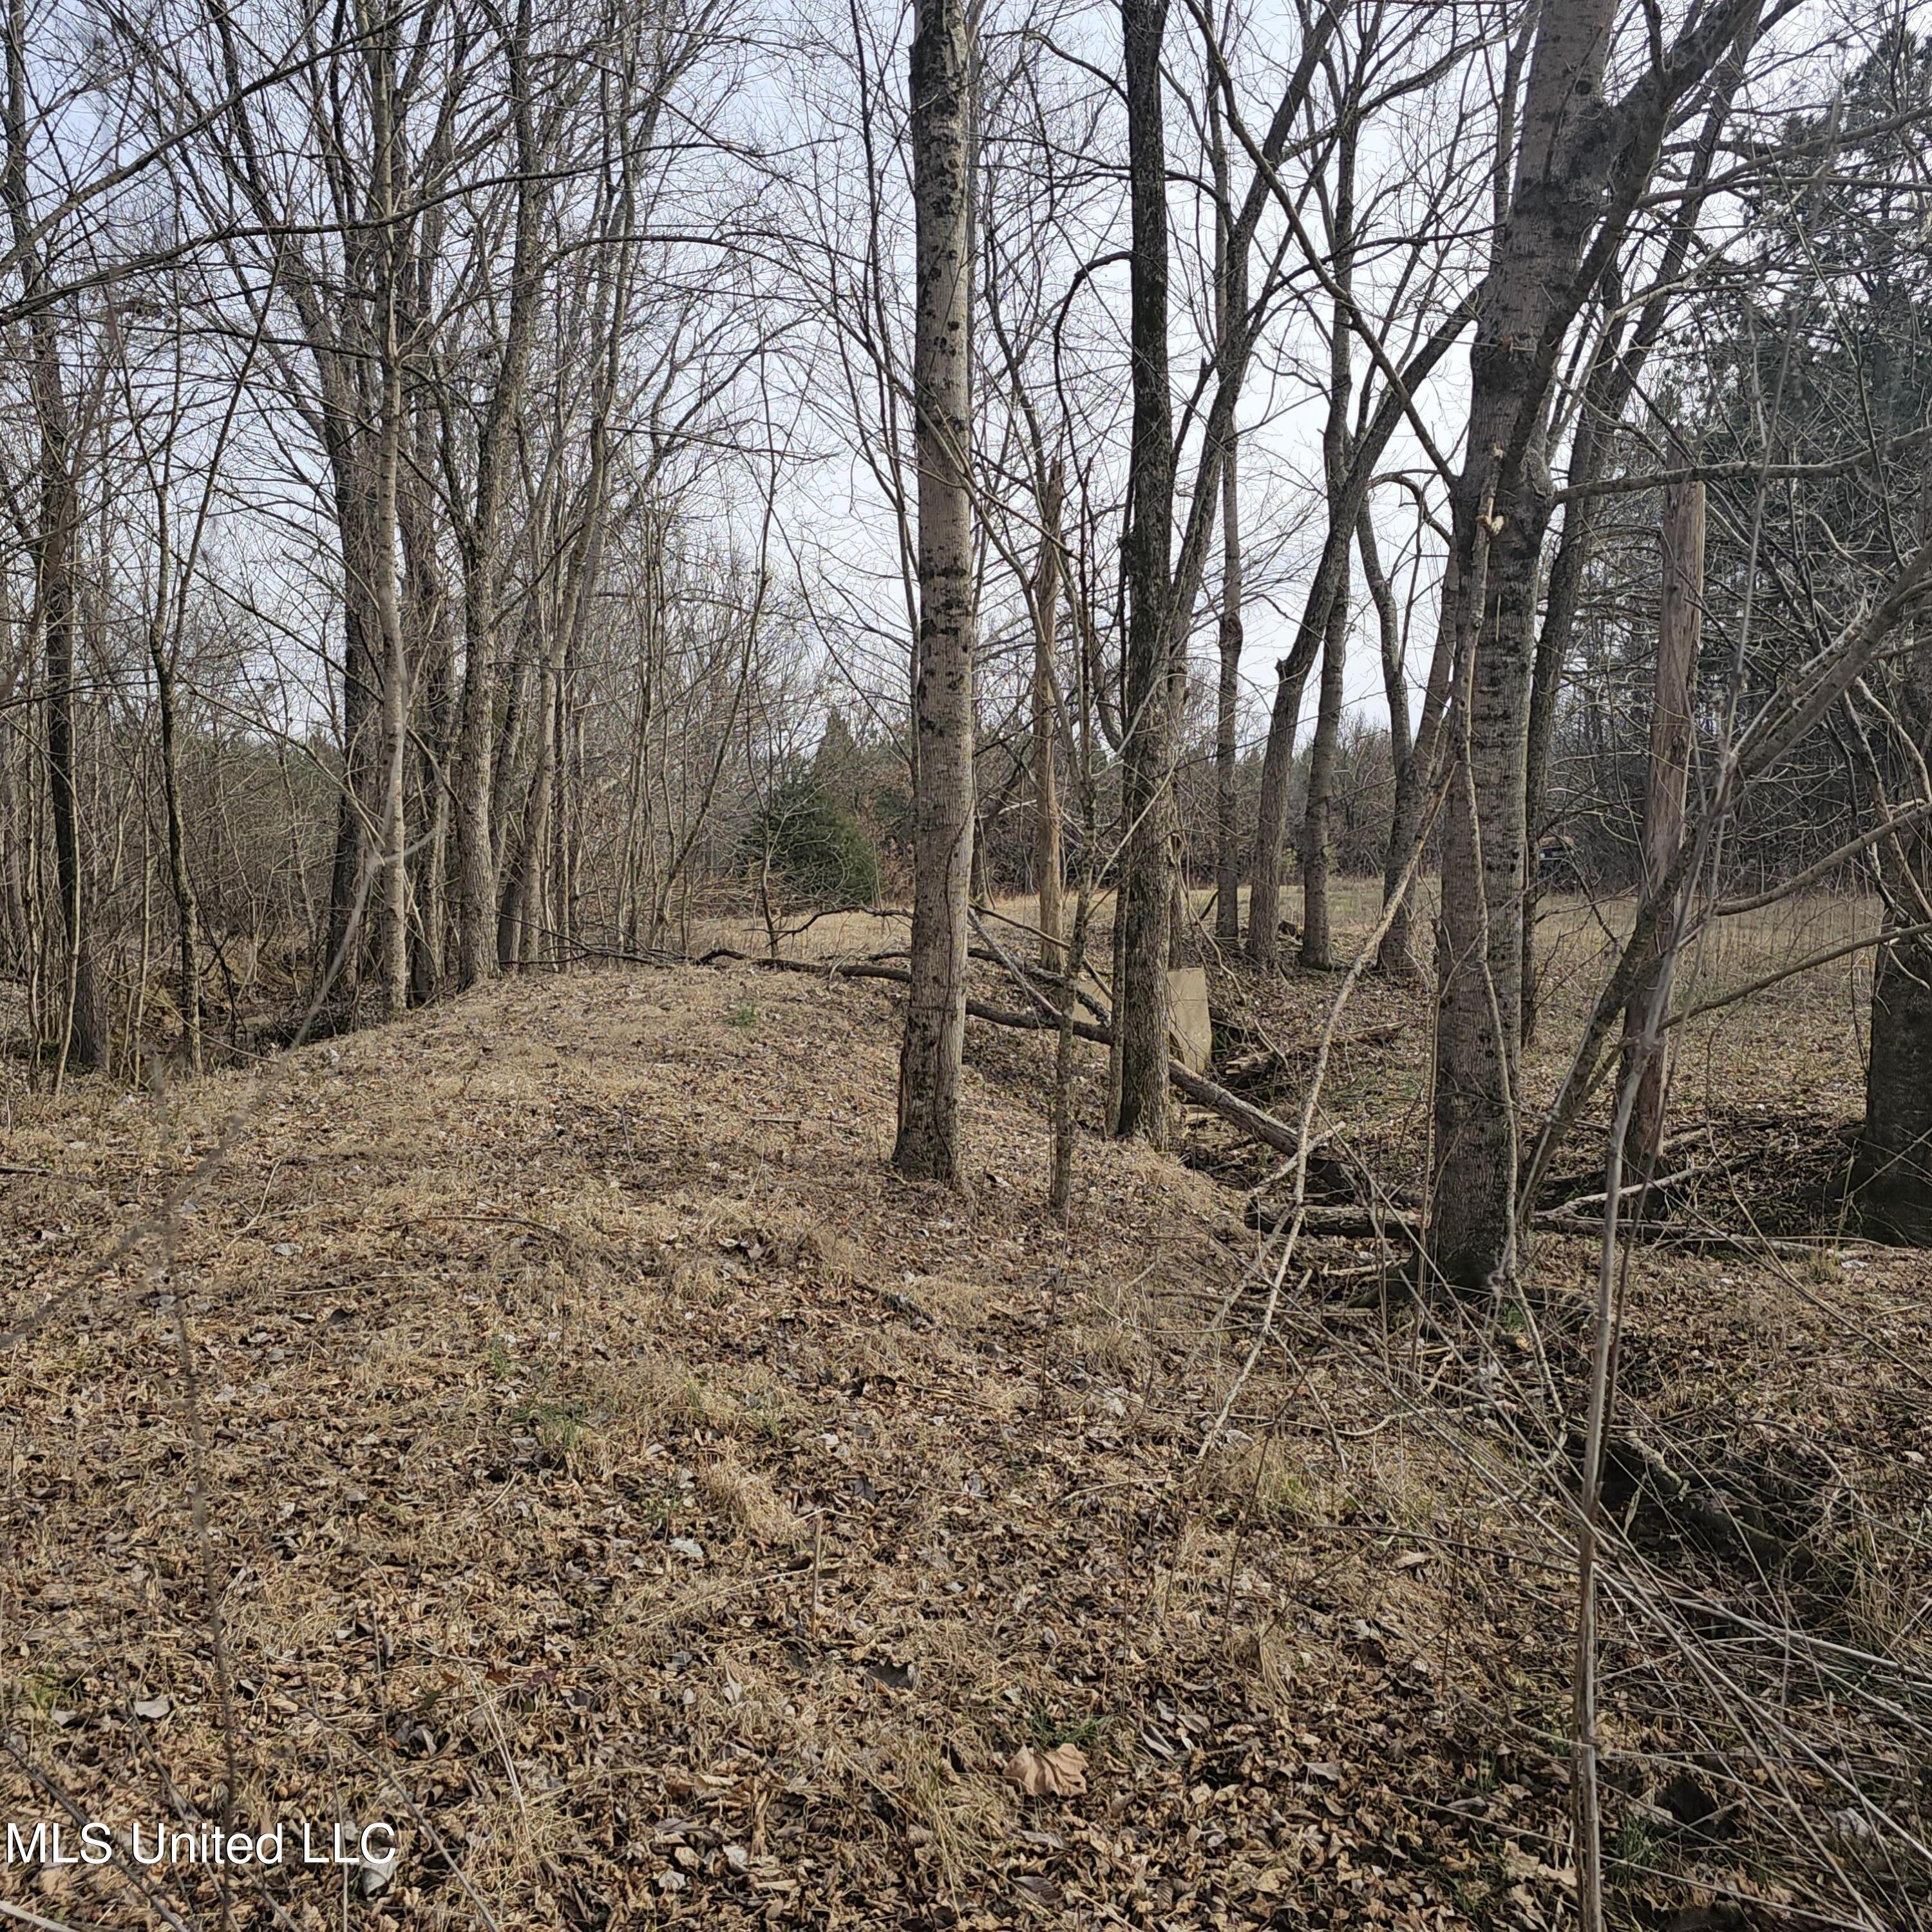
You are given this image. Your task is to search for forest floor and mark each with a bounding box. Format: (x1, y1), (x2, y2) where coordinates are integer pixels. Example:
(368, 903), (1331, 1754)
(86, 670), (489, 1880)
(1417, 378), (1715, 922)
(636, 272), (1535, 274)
(3, 893), (1929, 1931)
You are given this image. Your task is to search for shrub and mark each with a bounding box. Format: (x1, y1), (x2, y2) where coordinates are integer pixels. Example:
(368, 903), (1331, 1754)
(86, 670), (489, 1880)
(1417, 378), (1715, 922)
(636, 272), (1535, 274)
(743, 777), (882, 905)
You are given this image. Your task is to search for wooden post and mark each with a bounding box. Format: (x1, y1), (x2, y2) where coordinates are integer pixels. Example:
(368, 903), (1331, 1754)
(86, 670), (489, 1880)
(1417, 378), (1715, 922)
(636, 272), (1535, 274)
(1623, 479), (1703, 1168)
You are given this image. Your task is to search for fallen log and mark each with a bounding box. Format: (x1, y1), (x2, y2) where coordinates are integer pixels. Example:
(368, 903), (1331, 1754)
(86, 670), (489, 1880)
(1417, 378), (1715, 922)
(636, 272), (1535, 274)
(1532, 1208), (1837, 1260)
(1245, 1200), (1420, 1242)
(1214, 1023), (1405, 1088)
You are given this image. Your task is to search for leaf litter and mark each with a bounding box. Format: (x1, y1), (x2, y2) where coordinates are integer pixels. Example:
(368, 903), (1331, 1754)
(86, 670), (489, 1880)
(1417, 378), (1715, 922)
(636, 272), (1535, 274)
(1, 956), (1926, 1929)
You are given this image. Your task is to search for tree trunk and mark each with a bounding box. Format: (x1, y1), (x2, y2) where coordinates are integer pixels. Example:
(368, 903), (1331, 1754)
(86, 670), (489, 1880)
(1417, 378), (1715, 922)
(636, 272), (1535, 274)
(1300, 108), (1357, 975)
(152, 651), (201, 1073)
(450, 0), (540, 992)
(1032, 464), (1065, 971)
(1859, 911), (1932, 1246)
(401, 455), (454, 1007)
(1426, 0), (1759, 1293)
(1299, 574), (1348, 969)
(893, 0), (976, 1181)
(366, 23), (410, 1023)
(1215, 439), (1244, 944)
(1247, 648), (1314, 970)
(1857, 641), (1932, 1245)
(324, 459), (381, 999)
(1521, 80), (1742, 1043)
(1210, 85), (1245, 945)
(515, 625), (561, 968)
(1428, 0), (1622, 1293)
(1361, 509), (1423, 979)
(1620, 480), (1702, 1171)
(1113, 0), (1177, 1144)
(5, 24), (104, 1070)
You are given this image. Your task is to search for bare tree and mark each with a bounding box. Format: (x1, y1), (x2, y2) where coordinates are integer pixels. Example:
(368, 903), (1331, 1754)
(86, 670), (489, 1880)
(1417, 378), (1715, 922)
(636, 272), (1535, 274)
(1427, 0), (1763, 1291)
(1112, 0), (1179, 1144)
(1618, 478), (1701, 1170)
(4, 0), (104, 1070)
(894, 0), (976, 1180)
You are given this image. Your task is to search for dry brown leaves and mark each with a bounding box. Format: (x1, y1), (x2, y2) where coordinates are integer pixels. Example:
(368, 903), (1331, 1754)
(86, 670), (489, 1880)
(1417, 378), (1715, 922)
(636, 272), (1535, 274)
(1001, 1742), (1087, 1797)
(3, 936), (1920, 1931)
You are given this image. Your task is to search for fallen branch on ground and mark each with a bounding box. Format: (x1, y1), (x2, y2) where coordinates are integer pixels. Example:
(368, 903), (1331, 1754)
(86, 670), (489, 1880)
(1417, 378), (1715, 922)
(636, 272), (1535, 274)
(1532, 1208), (1842, 1258)
(1245, 1200), (1421, 1241)
(691, 949), (1320, 1161)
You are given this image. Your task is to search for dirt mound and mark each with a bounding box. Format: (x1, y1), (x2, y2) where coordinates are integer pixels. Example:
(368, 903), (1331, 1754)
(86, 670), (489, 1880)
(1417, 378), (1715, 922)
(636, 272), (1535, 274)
(3, 965), (1537, 1930)
(8, 961), (1926, 1929)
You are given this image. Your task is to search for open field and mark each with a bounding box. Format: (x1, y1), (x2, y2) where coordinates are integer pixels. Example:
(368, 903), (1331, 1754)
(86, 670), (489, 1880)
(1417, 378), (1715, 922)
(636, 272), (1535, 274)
(3, 895), (1927, 1929)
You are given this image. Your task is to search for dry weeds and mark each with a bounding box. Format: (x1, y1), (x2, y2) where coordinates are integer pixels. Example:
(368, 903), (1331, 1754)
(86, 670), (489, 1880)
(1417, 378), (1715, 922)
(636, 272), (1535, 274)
(1, 896), (1926, 1930)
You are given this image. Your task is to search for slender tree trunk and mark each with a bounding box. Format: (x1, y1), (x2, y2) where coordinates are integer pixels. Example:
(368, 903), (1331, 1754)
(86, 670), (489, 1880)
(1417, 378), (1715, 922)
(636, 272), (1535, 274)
(517, 625), (560, 967)
(1299, 111), (1357, 974)
(451, 564), (500, 987)
(33, 409), (100, 1074)
(1113, 0), (1177, 1144)
(1361, 509), (1421, 978)
(618, 538), (658, 950)
(893, 0), (976, 1181)
(1427, 0), (1759, 1294)
(1300, 575), (1349, 969)
(5, 11), (102, 1070)
(325, 465), (380, 998)
(1215, 442), (1244, 945)
(1522, 82), (1742, 1042)
(1032, 464), (1065, 971)
(402, 484), (453, 1005)
(450, 0), (540, 991)
(1857, 638), (1932, 1244)
(152, 652), (201, 1072)
(365, 14), (410, 1021)
(1429, 0), (1620, 1293)
(1620, 481), (1702, 1169)
(1210, 82), (1245, 945)
(1859, 893), (1932, 1246)
(1247, 650), (1314, 969)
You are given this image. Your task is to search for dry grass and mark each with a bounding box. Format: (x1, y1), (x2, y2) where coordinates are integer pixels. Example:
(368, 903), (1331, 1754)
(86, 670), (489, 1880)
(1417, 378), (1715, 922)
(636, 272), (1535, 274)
(1, 890), (1926, 1930)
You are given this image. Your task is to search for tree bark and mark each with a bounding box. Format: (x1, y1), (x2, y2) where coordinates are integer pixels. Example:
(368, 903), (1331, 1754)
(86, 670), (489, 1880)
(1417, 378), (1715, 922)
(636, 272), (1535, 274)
(366, 10), (410, 1022)
(1113, 0), (1178, 1145)
(1857, 642), (1932, 1245)
(1209, 81), (1245, 945)
(450, 0), (541, 992)
(151, 643), (200, 1073)
(1428, 0), (1762, 1293)
(1299, 108), (1358, 974)
(893, 0), (976, 1181)
(1032, 464), (1065, 971)
(1361, 508), (1425, 979)
(1430, 0), (1623, 1293)
(1520, 80), (1743, 1043)
(401, 451), (455, 1007)
(1299, 574), (1348, 969)
(5, 9), (104, 1070)
(1620, 481), (1701, 1170)
(1247, 646), (1315, 971)
(1215, 439), (1245, 945)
